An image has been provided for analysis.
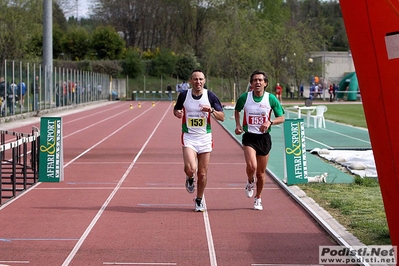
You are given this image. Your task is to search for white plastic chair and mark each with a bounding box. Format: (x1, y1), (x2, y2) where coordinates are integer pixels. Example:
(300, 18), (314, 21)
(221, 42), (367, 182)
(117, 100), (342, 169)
(310, 105), (327, 128)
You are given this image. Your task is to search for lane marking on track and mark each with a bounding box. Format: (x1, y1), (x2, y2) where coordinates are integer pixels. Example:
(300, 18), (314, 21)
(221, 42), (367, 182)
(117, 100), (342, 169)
(323, 128), (370, 143)
(34, 187), (280, 191)
(138, 203), (192, 207)
(201, 195), (218, 266)
(63, 104), (124, 125)
(62, 105), (176, 265)
(0, 105), (153, 210)
(103, 262), (177, 265)
(63, 106), (153, 168)
(0, 261), (30, 265)
(63, 109), (131, 138)
(304, 137), (334, 149)
(0, 238), (78, 242)
(70, 161), (246, 165)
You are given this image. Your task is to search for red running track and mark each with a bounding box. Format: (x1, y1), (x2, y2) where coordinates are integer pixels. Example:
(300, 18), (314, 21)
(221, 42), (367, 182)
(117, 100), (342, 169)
(0, 101), (340, 266)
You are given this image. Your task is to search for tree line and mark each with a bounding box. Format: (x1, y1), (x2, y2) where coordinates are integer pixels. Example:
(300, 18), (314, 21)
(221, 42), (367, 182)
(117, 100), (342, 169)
(1, 0), (347, 89)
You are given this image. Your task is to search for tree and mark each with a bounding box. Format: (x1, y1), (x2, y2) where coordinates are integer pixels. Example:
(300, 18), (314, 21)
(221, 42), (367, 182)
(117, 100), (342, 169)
(61, 27), (90, 60)
(0, 0), (43, 62)
(122, 48), (143, 78)
(148, 49), (177, 78)
(91, 26), (125, 60)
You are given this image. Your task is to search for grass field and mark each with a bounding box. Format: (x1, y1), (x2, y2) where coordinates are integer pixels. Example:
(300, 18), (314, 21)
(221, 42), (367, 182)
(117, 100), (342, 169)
(282, 102), (390, 245)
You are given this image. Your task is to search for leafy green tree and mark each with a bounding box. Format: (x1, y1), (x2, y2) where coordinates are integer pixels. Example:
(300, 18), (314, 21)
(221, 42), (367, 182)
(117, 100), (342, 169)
(148, 49), (177, 78)
(27, 25), (65, 59)
(91, 26), (125, 60)
(0, 0), (42, 62)
(174, 53), (198, 81)
(61, 27), (90, 60)
(122, 48), (144, 78)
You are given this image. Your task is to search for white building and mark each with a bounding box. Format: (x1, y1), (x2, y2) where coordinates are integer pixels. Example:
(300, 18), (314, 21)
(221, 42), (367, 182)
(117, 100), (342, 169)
(311, 51), (355, 85)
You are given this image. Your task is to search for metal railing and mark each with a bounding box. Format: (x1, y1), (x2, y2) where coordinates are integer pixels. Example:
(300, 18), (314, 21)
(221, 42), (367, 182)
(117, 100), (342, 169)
(0, 127), (40, 205)
(1, 60), (111, 119)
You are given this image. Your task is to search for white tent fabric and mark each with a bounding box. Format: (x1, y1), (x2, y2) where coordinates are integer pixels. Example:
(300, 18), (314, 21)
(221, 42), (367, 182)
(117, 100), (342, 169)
(310, 148), (377, 178)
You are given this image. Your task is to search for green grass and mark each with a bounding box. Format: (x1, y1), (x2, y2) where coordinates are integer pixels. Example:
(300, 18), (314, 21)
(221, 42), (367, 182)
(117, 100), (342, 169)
(284, 105), (390, 245)
(283, 99), (368, 128)
(319, 104), (367, 128)
(298, 177), (390, 245)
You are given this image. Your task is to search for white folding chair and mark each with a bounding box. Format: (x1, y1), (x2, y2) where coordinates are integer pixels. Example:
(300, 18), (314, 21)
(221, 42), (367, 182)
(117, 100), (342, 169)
(310, 105), (327, 128)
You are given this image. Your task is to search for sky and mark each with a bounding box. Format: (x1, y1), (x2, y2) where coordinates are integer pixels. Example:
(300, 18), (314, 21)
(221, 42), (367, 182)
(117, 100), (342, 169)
(75, 0), (90, 18)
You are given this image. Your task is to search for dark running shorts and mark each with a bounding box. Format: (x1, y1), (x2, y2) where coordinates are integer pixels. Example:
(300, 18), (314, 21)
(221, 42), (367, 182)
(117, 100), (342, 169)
(242, 132), (272, 156)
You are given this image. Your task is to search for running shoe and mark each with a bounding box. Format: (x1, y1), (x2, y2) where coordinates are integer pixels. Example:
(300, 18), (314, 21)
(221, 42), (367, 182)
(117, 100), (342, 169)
(245, 180), (254, 198)
(185, 176), (195, 193)
(194, 198), (205, 212)
(254, 197), (263, 211)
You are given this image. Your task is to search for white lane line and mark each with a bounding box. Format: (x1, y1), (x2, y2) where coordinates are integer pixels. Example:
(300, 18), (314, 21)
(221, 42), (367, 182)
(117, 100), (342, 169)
(322, 128), (370, 144)
(103, 262), (177, 265)
(34, 187), (280, 191)
(63, 104), (123, 125)
(202, 196), (218, 266)
(63, 109), (131, 138)
(304, 136), (334, 149)
(0, 105), (149, 210)
(62, 105), (171, 266)
(0, 261), (30, 265)
(63, 107), (153, 168)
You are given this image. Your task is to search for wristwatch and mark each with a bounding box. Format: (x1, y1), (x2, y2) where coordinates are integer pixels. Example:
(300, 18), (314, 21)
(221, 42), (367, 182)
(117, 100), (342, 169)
(270, 121), (274, 126)
(211, 107), (215, 113)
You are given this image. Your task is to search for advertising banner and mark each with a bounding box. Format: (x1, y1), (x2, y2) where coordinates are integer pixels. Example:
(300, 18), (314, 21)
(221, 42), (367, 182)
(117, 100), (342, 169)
(283, 119), (308, 185)
(39, 117), (64, 182)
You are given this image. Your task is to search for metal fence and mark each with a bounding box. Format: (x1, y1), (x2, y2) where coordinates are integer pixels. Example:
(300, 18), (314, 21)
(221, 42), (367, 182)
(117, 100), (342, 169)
(1, 60), (111, 118)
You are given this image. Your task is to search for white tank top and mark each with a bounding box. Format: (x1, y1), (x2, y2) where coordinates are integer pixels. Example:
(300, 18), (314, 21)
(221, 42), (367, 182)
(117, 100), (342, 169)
(182, 89), (212, 134)
(243, 91), (272, 134)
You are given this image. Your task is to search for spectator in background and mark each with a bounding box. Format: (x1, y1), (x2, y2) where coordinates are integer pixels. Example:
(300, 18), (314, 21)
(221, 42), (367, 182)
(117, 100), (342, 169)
(333, 83), (338, 101)
(289, 84), (295, 98)
(329, 84), (334, 102)
(18, 81), (26, 110)
(181, 81), (189, 92)
(0, 77), (6, 116)
(31, 76), (40, 111)
(285, 84), (290, 98)
(166, 83), (172, 101)
(309, 83), (315, 99)
(275, 83), (283, 103)
(8, 80), (17, 114)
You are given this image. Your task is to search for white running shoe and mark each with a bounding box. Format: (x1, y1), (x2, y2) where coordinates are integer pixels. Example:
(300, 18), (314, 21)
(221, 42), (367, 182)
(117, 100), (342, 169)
(194, 198), (205, 212)
(245, 180), (254, 198)
(254, 197), (263, 211)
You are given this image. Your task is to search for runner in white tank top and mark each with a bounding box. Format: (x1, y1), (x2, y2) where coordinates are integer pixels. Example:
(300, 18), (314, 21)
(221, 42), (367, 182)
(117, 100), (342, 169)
(173, 70), (225, 211)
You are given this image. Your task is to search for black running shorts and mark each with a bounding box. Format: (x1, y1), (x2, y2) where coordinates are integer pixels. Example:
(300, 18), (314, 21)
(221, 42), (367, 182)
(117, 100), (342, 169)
(242, 132), (272, 156)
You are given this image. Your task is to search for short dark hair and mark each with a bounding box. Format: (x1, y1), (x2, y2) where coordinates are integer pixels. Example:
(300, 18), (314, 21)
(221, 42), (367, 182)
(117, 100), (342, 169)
(249, 70), (268, 83)
(191, 69), (206, 78)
